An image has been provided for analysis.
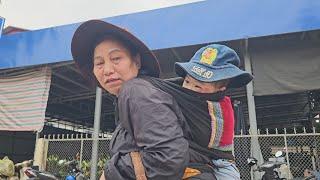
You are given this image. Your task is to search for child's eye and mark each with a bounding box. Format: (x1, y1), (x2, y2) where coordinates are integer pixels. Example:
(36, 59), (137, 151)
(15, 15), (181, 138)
(185, 80), (189, 84)
(195, 85), (201, 89)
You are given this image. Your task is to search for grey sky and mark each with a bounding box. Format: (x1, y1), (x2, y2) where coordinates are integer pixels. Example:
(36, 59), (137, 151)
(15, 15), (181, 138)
(0, 0), (201, 30)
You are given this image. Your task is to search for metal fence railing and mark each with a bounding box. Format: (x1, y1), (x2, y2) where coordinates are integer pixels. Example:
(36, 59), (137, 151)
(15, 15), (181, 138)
(42, 128), (320, 180)
(44, 134), (112, 179)
(234, 128), (320, 180)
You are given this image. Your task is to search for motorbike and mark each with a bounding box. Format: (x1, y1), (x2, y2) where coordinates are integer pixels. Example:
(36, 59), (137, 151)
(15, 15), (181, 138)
(62, 159), (86, 180)
(24, 165), (59, 180)
(304, 168), (320, 180)
(25, 152), (86, 180)
(247, 151), (290, 180)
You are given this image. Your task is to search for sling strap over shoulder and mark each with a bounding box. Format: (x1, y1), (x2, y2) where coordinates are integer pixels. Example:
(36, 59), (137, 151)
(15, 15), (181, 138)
(130, 151), (147, 180)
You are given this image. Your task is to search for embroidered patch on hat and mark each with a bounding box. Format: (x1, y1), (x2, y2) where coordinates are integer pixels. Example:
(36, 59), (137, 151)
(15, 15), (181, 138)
(191, 65), (214, 79)
(200, 48), (217, 65)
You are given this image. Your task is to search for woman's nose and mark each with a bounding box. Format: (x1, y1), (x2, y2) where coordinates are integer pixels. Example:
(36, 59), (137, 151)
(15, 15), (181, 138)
(103, 61), (115, 75)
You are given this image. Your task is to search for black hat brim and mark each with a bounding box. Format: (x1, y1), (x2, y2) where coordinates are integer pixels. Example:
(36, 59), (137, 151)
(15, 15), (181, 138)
(71, 20), (160, 86)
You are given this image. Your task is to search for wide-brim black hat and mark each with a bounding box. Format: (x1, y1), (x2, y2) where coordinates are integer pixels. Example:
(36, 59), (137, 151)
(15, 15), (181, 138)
(71, 20), (160, 87)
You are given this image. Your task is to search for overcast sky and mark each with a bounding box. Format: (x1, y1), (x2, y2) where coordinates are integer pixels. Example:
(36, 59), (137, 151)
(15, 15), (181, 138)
(0, 0), (201, 30)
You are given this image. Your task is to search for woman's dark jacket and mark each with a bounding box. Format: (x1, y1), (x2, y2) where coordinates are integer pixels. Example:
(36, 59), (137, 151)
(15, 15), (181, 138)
(104, 78), (190, 180)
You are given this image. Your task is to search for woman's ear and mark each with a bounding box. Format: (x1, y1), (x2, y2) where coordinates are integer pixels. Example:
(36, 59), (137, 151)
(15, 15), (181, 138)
(134, 54), (141, 69)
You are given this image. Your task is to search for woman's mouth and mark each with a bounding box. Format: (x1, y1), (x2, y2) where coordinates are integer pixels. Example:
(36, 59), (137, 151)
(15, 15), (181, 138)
(106, 78), (121, 85)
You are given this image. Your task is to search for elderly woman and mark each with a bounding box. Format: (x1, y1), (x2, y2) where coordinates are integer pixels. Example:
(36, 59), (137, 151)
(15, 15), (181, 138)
(71, 20), (190, 180)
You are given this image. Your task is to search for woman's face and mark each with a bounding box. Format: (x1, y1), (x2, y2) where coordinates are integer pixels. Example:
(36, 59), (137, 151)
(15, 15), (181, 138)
(93, 39), (140, 96)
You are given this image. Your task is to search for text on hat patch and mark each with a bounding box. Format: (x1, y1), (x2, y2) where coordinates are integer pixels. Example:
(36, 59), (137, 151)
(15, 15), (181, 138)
(200, 48), (217, 65)
(191, 65), (214, 79)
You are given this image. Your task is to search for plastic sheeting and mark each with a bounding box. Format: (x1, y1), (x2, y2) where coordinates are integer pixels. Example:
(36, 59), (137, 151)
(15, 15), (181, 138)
(0, 67), (51, 131)
(251, 40), (320, 96)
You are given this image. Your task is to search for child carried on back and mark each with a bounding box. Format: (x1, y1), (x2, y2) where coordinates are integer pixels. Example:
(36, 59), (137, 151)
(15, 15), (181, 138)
(145, 44), (253, 179)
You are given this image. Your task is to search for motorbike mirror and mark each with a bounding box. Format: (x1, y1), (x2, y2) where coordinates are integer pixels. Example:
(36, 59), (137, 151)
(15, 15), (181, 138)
(247, 157), (258, 166)
(275, 151), (283, 157)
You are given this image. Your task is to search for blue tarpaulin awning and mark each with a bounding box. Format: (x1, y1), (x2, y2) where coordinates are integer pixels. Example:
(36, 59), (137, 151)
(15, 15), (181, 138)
(1, 0), (320, 70)
(0, 17), (5, 39)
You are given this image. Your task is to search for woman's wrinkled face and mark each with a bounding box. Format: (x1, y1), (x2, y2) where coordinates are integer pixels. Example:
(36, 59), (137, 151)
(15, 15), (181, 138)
(93, 39), (140, 96)
(182, 75), (227, 94)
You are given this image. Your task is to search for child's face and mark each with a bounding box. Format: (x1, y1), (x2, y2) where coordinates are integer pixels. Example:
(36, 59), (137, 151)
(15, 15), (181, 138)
(182, 75), (227, 93)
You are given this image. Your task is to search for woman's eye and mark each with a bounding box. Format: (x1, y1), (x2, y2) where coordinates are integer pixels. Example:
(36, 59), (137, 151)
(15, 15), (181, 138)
(95, 61), (104, 66)
(111, 57), (121, 63)
(185, 80), (189, 84)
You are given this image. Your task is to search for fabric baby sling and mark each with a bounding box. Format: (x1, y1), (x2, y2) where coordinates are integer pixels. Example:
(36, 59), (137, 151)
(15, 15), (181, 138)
(124, 76), (235, 179)
(144, 76), (234, 160)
